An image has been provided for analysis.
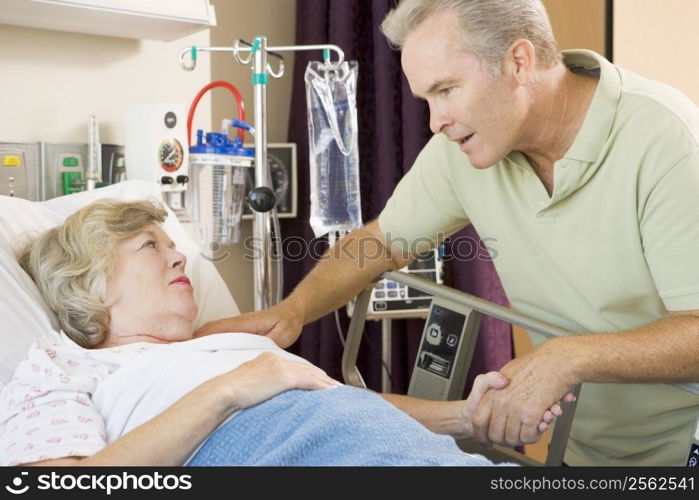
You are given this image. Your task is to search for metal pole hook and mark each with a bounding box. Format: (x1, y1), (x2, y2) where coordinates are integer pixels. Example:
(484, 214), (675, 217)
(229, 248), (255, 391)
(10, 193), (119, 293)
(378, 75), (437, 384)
(233, 39), (254, 65)
(179, 46), (197, 71)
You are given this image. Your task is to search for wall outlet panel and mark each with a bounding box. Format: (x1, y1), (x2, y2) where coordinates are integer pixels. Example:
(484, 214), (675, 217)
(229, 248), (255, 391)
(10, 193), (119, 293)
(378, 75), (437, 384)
(0, 142), (41, 200)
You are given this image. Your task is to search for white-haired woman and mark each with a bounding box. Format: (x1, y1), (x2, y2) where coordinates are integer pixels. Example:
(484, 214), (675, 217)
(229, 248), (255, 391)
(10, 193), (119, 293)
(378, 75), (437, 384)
(0, 199), (566, 466)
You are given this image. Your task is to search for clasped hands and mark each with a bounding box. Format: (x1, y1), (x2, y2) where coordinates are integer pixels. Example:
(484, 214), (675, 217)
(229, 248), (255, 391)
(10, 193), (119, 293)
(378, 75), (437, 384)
(471, 338), (578, 448)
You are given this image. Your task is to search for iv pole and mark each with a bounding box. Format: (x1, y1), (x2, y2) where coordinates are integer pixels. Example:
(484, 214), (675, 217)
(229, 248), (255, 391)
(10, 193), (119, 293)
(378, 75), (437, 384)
(179, 38), (345, 311)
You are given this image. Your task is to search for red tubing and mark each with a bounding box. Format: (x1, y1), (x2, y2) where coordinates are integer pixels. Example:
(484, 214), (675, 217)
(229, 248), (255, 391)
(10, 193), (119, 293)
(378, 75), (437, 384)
(187, 80), (246, 146)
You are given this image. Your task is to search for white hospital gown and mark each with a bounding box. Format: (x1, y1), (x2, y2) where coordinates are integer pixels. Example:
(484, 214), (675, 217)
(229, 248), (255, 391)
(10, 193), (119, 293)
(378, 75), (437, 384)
(0, 331), (159, 465)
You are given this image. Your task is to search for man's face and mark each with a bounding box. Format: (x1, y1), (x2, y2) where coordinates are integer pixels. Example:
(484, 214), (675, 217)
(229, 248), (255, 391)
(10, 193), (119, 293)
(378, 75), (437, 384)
(401, 12), (526, 169)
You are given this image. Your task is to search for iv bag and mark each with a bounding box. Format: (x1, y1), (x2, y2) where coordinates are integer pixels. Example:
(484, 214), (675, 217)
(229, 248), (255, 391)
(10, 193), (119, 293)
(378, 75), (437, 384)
(305, 60), (362, 244)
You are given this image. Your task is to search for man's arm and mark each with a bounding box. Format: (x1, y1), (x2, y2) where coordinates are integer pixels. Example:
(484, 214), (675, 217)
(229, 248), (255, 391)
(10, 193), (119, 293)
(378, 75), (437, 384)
(195, 219), (415, 347)
(472, 312), (699, 447)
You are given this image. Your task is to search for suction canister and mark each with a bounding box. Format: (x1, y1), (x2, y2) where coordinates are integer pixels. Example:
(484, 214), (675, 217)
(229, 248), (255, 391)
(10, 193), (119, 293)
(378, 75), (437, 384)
(188, 127), (253, 248)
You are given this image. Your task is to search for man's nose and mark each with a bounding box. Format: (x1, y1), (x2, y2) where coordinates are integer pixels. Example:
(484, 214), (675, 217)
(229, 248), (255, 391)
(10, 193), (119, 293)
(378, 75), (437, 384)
(429, 103), (452, 135)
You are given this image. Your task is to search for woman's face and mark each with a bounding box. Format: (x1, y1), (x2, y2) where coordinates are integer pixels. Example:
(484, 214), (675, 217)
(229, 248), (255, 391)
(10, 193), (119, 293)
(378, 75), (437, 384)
(104, 223), (198, 346)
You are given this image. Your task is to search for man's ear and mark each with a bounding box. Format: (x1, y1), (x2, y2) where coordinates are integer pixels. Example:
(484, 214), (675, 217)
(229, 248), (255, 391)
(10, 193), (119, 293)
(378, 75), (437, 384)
(503, 38), (536, 86)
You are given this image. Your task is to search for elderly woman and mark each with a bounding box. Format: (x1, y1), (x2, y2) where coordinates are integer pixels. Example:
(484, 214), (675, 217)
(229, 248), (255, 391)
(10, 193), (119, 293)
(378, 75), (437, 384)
(0, 199), (564, 466)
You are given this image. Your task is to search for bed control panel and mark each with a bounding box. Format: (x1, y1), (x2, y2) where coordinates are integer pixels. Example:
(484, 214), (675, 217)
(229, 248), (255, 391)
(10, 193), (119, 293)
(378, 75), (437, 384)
(367, 247), (444, 318)
(408, 300), (482, 401)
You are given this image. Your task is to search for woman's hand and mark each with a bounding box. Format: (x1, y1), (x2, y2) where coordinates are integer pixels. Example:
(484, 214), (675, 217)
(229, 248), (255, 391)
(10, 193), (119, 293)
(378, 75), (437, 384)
(212, 352), (342, 410)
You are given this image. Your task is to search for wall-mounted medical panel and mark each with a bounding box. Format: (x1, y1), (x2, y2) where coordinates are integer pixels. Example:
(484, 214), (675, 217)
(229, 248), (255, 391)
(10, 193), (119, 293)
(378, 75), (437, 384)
(0, 142), (41, 201)
(40, 142), (88, 200)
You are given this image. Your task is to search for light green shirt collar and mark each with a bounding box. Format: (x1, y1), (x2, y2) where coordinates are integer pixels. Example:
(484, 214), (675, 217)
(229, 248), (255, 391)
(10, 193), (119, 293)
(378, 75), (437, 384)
(561, 49), (621, 163)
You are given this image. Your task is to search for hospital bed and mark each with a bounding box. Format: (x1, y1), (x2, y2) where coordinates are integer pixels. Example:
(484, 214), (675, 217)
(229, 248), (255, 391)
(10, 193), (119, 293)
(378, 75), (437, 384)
(343, 270), (699, 466)
(1, 181), (697, 466)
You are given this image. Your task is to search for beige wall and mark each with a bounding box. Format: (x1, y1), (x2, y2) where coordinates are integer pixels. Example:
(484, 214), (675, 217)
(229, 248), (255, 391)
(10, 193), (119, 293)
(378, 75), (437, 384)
(0, 24), (212, 144)
(614, 0), (699, 105)
(209, 0), (296, 145)
(208, 0), (297, 313)
(542, 0), (606, 54)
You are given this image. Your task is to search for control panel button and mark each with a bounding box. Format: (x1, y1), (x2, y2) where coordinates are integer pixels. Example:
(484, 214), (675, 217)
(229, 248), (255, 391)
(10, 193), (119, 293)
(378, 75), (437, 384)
(375, 282), (385, 289)
(386, 282), (397, 289)
(375, 291), (385, 298)
(161, 176), (174, 185)
(3, 155), (20, 167)
(387, 291), (398, 298)
(446, 334), (458, 347)
(425, 323), (442, 345)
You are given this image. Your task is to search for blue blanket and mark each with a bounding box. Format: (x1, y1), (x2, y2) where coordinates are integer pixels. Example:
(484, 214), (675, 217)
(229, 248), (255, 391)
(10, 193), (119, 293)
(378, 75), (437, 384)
(186, 385), (514, 466)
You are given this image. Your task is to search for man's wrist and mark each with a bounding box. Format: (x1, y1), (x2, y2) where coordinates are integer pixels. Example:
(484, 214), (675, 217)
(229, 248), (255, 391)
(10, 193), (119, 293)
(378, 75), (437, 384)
(546, 335), (590, 386)
(277, 295), (308, 326)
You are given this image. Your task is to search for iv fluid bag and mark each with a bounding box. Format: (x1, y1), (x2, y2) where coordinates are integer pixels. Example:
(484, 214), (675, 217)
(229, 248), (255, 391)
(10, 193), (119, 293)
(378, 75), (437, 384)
(305, 60), (362, 242)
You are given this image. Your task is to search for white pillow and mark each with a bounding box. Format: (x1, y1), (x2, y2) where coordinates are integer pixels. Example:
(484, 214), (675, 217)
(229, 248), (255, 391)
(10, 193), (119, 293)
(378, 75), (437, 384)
(0, 180), (240, 386)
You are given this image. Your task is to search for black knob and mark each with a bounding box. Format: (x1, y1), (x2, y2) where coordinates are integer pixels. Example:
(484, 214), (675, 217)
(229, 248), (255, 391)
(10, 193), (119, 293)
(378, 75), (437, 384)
(247, 187), (276, 213)
(161, 176), (174, 185)
(176, 175), (189, 184)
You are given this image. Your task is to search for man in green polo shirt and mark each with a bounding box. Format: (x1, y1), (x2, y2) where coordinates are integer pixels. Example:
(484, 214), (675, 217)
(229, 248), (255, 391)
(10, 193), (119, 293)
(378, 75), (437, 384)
(198, 0), (699, 465)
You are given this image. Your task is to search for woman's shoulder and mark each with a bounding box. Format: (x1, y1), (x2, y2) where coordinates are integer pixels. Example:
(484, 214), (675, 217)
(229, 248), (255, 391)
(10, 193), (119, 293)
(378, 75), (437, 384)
(6, 330), (124, 390)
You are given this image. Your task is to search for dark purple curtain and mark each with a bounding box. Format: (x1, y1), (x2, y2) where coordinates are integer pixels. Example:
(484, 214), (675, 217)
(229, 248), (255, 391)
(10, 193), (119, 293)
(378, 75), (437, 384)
(284, 0), (513, 395)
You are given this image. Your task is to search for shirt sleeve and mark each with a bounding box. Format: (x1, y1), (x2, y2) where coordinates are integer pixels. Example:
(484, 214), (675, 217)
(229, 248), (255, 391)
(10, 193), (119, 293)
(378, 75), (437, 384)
(379, 134), (470, 256)
(0, 341), (107, 465)
(640, 146), (699, 311)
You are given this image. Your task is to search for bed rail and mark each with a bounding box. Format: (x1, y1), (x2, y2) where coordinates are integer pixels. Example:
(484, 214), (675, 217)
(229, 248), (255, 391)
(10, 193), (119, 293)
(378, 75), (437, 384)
(342, 270), (699, 466)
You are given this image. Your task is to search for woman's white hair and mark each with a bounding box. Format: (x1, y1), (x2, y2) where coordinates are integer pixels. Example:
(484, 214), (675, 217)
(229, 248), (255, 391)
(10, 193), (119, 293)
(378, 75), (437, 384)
(19, 199), (168, 348)
(380, 0), (562, 75)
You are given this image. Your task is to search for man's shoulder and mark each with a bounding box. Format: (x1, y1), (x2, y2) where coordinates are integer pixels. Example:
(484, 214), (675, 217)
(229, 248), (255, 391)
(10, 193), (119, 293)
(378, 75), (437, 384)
(616, 67), (699, 146)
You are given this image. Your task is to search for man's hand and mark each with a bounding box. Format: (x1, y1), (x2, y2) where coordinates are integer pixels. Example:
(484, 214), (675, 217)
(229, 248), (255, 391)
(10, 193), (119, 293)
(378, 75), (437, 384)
(458, 370), (574, 441)
(193, 302), (304, 348)
(471, 338), (579, 447)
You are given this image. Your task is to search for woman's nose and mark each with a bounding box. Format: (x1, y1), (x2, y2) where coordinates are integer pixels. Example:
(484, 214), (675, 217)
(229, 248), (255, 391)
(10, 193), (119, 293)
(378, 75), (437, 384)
(170, 250), (187, 270)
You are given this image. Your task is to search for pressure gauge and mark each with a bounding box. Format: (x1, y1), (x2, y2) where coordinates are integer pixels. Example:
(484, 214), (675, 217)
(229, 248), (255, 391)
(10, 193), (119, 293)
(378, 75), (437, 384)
(158, 138), (184, 172)
(244, 151), (290, 213)
(268, 150), (290, 210)
(242, 143), (297, 218)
